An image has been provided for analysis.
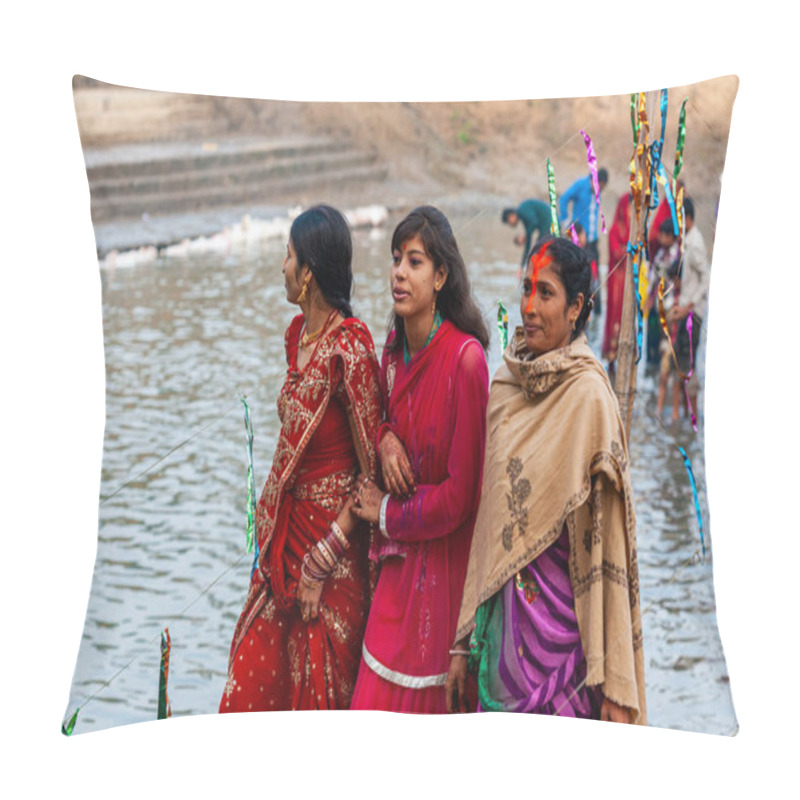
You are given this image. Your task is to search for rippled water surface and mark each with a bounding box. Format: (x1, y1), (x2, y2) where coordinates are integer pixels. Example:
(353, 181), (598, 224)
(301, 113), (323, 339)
(66, 211), (736, 735)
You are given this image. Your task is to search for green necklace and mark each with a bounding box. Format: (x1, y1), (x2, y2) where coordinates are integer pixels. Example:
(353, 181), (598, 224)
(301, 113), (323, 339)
(403, 311), (443, 365)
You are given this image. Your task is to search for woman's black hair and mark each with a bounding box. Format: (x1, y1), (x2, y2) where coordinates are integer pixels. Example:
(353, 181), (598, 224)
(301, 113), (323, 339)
(290, 204), (354, 318)
(528, 235), (593, 340)
(388, 205), (490, 352)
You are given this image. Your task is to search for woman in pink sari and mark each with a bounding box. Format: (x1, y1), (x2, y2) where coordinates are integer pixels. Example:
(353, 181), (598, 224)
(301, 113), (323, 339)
(349, 206), (490, 713)
(603, 193), (631, 371)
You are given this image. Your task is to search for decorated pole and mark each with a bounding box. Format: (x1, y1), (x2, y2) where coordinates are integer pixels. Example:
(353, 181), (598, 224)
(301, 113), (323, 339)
(615, 93), (651, 439)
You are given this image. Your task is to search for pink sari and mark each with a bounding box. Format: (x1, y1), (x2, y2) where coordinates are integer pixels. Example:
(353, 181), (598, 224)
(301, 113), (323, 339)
(350, 320), (489, 713)
(603, 194), (631, 363)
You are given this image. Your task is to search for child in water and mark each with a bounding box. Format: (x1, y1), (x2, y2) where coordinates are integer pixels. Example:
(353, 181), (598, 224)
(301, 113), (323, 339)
(652, 219), (683, 422)
(647, 219), (681, 367)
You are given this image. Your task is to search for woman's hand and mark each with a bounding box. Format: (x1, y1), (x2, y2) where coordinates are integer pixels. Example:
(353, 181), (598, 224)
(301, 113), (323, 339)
(338, 494), (358, 529)
(378, 430), (416, 499)
(351, 476), (385, 525)
(445, 654), (469, 713)
(600, 697), (632, 724)
(297, 578), (323, 623)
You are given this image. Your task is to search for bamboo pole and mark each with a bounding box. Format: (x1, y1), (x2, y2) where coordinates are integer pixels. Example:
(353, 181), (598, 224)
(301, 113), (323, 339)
(615, 208), (640, 440)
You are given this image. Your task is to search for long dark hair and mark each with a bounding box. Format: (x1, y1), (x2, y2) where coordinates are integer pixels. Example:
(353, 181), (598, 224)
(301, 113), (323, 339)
(290, 204), (354, 318)
(529, 236), (593, 339)
(388, 205), (490, 351)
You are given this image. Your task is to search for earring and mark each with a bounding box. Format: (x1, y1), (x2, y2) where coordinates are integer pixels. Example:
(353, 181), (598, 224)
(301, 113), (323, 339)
(432, 284), (440, 314)
(297, 275), (310, 304)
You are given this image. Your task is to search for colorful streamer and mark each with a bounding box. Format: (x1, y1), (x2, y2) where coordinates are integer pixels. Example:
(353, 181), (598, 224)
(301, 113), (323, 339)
(628, 92), (649, 230)
(658, 89), (669, 144)
(242, 397), (256, 555)
(580, 129), (606, 234)
(683, 314), (698, 432)
(630, 94), (639, 146)
(158, 627), (172, 720)
(497, 301), (509, 353)
(648, 89), (669, 213)
(638, 250), (650, 315)
(546, 159), (560, 236)
(568, 224), (581, 246)
(678, 445), (705, 559)
(627, 242), (645, 361)
(61, 707), (79, 736)
(675, 185), (685, 244)
(673, 98), (688, 188)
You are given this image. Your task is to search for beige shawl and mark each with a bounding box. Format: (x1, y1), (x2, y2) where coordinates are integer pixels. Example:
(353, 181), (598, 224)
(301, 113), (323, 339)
(456, 329), (647, 724)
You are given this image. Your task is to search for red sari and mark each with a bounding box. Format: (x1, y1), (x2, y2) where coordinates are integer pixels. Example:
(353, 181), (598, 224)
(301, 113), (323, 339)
(603, 194), (631, 364)
(350, 320), (489, 713)
(220, 315), (381, 712)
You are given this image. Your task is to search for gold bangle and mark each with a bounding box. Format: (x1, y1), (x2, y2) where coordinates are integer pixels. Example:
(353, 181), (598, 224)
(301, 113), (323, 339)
(300, 561), (324, 588)
(302, 552), (328, 582)
(315, 539), (337, 570)
(331, 520), (349, 550)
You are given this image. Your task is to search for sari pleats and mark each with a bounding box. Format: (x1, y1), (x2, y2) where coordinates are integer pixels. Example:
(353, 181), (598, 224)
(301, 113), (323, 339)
(472, 527), (602, 718)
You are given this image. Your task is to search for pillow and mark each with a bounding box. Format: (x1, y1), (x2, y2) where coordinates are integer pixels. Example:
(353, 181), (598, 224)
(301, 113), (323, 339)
(63, 75), (738, 736)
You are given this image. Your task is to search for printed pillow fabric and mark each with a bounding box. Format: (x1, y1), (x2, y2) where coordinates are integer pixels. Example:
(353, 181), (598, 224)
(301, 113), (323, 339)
(63, 75), (738, 735)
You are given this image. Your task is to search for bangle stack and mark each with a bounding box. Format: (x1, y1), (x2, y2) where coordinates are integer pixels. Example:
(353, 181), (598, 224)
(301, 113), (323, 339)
(300, 521), (350, 589)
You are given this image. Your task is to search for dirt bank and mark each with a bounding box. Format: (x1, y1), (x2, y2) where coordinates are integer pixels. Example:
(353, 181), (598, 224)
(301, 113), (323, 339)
(75, 75), (738, 248)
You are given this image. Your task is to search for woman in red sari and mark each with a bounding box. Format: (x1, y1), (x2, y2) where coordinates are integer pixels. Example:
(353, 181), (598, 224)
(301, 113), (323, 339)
(603, 193), (631, 371)
(220, 204), (381, 712)
(350, 206), (490, 713)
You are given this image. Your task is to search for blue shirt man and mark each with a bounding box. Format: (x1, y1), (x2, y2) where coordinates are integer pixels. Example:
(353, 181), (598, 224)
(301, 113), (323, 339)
(558, 168), (608, 250)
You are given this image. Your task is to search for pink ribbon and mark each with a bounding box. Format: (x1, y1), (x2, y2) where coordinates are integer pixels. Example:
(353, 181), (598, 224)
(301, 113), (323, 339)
(580, 129), (607, 234)
(683, 313), (698, 432)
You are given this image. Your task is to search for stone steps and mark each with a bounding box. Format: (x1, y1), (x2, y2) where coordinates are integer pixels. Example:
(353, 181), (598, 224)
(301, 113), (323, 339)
(82, 136), (388, 224)
(73, 83), (391, 249)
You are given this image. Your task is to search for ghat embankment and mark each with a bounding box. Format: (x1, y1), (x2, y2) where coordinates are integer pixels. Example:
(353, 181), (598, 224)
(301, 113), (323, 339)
(73, 77), (737, 257)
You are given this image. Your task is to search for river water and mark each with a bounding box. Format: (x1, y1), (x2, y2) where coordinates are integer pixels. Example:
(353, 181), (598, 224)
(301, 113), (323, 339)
(65, 208), (736, 735)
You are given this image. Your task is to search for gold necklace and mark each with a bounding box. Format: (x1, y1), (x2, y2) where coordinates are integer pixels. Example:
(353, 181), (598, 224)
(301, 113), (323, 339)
(300, 308), (339, 348)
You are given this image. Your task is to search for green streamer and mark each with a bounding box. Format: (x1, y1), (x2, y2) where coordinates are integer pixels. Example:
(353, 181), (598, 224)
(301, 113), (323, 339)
(546, 159), (560, 236)
(497, 301), (509, 353)
(630, 93), (639, 145)
(242, 397), (256, 554)
(61, 707), (79, 736)
(158, 628), (171, 720)
(673, 97), (688, 189)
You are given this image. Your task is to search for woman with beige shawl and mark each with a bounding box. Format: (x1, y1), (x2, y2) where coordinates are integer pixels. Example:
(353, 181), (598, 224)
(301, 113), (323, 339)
(446, 236), (646, 724)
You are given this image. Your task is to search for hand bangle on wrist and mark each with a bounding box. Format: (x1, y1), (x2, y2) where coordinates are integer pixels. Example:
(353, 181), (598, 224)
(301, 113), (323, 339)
(379, 494), (390, 538)
(330, 520), (349, 551)
(449, 649), (470, 657)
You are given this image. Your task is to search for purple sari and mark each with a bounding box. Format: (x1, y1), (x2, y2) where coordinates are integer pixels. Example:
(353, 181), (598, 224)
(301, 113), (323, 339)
(470, 526), (603, 717)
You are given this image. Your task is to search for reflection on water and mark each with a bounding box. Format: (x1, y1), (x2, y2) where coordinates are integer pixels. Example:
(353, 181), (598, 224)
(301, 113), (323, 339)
(67, 210), (736, 734)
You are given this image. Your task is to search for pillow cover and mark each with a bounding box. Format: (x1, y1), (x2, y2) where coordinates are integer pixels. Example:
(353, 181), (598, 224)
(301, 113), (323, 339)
(63, 75), (738, 736)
